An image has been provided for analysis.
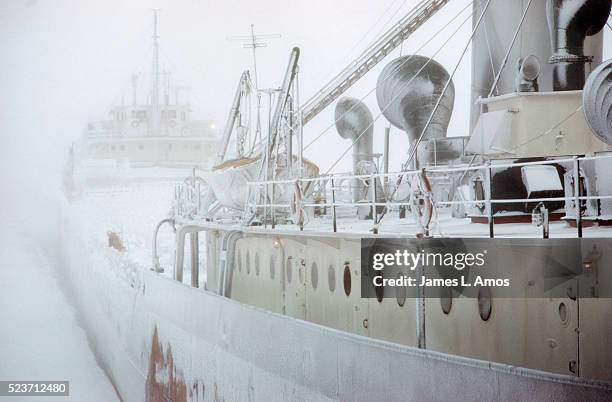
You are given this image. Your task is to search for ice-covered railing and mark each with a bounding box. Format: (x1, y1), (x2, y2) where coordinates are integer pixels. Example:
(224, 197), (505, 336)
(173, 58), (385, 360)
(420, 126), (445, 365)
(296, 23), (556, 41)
(243, 154), (612, 238)
(174, 176), (205, 219)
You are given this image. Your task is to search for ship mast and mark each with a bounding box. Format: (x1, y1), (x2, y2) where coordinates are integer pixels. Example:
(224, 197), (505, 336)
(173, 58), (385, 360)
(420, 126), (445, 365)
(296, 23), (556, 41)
(151, 9), (160, 133)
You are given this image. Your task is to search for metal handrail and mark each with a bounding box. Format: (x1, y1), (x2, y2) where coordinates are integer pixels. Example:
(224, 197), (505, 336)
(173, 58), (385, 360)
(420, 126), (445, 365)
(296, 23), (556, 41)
(242, 153), (612, 237)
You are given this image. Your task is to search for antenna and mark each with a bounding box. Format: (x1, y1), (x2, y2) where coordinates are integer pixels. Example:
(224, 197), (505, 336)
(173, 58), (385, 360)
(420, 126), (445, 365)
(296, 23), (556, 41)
(227, 24), (281, 91)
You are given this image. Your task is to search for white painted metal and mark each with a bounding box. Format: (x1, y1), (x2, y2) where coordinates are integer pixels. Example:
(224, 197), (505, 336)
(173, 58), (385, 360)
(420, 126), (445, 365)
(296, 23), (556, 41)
(478, 91), (612, 158)
(59, 211), (612, 400)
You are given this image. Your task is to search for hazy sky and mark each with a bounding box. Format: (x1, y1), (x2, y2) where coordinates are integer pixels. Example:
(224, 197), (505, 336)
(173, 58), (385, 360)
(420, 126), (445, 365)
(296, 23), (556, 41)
(1, 0), (611, 190)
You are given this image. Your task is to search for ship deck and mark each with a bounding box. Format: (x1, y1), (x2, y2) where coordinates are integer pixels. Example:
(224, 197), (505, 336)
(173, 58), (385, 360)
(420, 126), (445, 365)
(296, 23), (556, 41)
(177, 209), (612, 239)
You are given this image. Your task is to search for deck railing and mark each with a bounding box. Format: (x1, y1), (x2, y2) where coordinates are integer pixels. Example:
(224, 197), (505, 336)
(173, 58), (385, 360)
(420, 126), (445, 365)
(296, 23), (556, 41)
(241, 153), (612, 238)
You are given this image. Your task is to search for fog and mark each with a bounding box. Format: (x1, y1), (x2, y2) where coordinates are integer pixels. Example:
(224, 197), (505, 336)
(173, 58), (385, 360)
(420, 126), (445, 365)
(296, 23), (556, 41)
(1, 0), (611, 220)
(1, 1), (611, 395)
(0, 0), (469, 205)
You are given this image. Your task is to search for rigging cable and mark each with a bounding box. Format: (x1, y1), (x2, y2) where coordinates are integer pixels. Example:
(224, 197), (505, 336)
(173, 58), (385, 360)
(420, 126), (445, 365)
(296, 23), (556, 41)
(510, 105), (584, 151)
(313, 0), (409, 89)
(487, 0), (534, 98)
(377, 0), (493, 223)
(323, 6), (474, 175)
(303, 0), (473, 152)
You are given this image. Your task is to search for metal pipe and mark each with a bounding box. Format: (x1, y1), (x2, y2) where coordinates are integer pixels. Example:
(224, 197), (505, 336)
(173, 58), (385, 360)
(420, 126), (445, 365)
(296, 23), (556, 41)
(371, 176), (379, 235)
(335, 97), (374, 203)
(573, 157), (583, 238)
(220, 231), (243, 297)
(416, 263), (426, 349)
(547, 0), (611, 91)
(331, 178), (337, 233)
(152, 218), (175, 273)
(287, 97), (294, 176)
(267, 47), (300, 159)
(174, 225), (202, 283)
(174, 227), (187, 283)
(271, 181), (276, 229)
(296, 69), (303, 177)
(485, 162), (494, 239)
(383, 127), (390, 176)
(297, 179), (304, 231)
(216, 71), (249, 165)
(190, 232), (199, 287)
(405, 0), (493, 169)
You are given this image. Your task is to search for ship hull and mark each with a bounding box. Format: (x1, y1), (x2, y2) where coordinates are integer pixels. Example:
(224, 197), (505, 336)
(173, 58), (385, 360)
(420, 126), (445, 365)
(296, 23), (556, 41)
(58, 201), (612, 401)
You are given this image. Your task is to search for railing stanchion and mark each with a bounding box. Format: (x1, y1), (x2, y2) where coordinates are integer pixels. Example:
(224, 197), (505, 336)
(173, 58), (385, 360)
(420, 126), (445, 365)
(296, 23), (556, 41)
(485, 162), (494, 238)
(573, 157), (582, 238)
(371, 174), (378, 234)
(298, 179), (304, 231)
(271, 182), (276, 229)
(331, 178), (337, 233)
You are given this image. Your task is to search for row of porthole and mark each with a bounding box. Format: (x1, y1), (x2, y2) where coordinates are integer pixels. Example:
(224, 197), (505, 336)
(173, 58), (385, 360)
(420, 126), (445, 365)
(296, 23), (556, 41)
(235, 249), (352, 296)
(389, 281), (493, 322)
(285, 257), (352, 296)
(438, 286), (493, 321)
(286, 259), (352, 297)
(236, 248), (495, 321)
(373, 272), (491, 318)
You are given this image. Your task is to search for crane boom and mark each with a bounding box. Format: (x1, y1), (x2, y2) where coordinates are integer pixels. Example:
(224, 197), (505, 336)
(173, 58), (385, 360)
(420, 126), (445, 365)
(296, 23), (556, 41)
(300, 0), (451, 125)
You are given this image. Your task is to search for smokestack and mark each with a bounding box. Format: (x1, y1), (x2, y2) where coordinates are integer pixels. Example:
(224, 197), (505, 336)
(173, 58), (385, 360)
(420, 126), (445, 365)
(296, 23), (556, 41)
(546, 0), (611, 91)
(376, 55), (455, 167)
(376, 55), (454, 142)
(334, 97), (374, 202)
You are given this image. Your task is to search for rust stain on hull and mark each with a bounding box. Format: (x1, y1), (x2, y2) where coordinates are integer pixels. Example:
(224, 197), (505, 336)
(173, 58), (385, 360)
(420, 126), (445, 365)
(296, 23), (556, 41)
(145, 326), (187, 402)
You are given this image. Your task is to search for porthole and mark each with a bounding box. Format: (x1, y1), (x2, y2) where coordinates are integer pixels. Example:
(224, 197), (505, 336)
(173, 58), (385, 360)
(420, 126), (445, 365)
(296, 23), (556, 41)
(477, 286), (492, 321)
(440, 286), (452, 314)
(269, 256), (276, 280)
(311, 262), (318, 289)
(328, 264), (336, 292)
(343, 264), (351, 297)
(286, 257), (293, 284)
(558, 302), (569, 325)
(236, 251), (242, 273)
(396, 273), (406, 307)
(246, 251), (251, 275)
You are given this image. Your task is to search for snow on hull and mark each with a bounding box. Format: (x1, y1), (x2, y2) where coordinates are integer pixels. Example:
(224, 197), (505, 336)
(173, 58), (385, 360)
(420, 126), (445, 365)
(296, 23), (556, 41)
(59, 199), (612, 401)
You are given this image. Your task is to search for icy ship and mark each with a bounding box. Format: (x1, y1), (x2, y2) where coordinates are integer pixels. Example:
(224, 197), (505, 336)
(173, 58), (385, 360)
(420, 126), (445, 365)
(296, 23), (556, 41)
(67, 11), (219, 189)
(61, 0), (612, 400)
